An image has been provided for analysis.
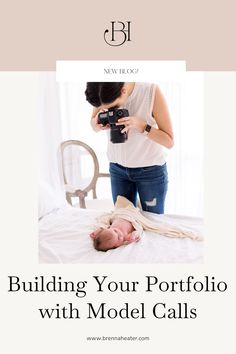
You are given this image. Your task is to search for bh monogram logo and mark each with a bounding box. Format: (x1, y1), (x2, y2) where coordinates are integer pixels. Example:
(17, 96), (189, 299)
(104, 21), (131, 46)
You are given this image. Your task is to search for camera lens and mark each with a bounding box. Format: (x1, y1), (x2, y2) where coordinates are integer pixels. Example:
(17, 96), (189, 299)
(117, 110), (123, 117)
(110, 126), (127, 143)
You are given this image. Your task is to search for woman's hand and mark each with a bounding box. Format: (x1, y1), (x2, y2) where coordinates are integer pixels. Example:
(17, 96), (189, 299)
(91, 108), (110, 132)
(116, 116), (146, 134)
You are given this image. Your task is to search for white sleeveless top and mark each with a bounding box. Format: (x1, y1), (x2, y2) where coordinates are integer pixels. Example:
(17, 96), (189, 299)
(107, 82), (167, 168)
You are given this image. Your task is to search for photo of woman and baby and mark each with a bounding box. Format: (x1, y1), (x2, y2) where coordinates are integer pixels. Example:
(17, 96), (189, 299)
(39, 75), (204, 263)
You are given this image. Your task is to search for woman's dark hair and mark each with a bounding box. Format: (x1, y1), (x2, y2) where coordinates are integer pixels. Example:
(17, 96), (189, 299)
(85, 82), (124, 107)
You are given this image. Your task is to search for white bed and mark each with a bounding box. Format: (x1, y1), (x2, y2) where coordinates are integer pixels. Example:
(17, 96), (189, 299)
(39, 204), (204, 264)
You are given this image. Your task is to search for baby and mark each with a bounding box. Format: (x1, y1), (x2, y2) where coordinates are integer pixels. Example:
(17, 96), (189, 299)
(89, 196), (203, 252)
(90, 218), (140, 251)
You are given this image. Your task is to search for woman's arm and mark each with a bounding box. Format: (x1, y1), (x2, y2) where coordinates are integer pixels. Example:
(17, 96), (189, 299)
(148, 86), (174, 149)
(117, 86), (174, 149)
(90, 107), (102, 131)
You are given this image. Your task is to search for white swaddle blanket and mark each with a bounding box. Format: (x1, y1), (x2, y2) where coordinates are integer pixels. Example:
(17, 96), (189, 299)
(96, 196), (203, 241)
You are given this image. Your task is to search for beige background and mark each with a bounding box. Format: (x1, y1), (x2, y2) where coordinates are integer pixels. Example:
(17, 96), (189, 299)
(1, 0), (236, 352)
(0, 0), (236, 70)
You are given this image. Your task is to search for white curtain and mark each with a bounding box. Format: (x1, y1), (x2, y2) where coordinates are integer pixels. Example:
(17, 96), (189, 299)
(158, 74), (204, 216)
(38, 72), (64, 197)
(39, 73), (204, 217)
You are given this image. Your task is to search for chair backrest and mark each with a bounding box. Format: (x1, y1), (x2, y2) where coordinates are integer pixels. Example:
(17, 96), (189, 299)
(61, 140), (100, 200)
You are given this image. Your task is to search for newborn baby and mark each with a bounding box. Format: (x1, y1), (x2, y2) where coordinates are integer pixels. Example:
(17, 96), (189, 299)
(90, 196), (203, 252)
(90, 218), (140, 251)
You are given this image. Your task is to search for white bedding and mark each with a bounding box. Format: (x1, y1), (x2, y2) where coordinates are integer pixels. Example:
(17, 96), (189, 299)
(39, 206), (204, 263)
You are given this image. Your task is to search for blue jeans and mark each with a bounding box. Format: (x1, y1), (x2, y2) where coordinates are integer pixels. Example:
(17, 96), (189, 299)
(109, 162), (168, 214)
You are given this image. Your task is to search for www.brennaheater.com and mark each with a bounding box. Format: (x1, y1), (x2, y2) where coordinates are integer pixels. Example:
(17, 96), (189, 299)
(86, 336), (150, 342)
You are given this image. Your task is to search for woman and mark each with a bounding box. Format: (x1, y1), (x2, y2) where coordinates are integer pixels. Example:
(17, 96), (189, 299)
(85, 82), (174, 214)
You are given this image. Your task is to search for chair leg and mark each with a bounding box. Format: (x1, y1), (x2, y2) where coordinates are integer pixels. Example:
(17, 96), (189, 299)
(79, 196), (86, 209)
(76, 190), (87, 209)
(66, 193), (72, 205)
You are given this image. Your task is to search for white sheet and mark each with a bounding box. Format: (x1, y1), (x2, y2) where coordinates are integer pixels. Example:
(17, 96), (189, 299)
(39, 206), (204, 263)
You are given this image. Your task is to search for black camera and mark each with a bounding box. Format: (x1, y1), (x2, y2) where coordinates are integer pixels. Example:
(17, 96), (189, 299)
(98, 108), (129, 144)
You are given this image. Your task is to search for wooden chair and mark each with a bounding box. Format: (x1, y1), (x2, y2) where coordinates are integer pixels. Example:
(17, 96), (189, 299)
(60, 140), (110, 208)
